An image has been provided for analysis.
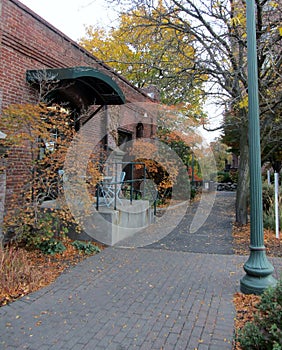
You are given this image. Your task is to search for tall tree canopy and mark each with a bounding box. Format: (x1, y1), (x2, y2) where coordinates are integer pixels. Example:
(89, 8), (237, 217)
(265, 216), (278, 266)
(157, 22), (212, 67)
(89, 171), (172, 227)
(85, 0), (282, 224)
(79, 2), (206, 115)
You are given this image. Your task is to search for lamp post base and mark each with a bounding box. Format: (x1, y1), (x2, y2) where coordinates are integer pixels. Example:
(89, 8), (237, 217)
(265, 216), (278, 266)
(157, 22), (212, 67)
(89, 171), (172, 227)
(240, 274), (277, 295)
(240, 249), (277, 295)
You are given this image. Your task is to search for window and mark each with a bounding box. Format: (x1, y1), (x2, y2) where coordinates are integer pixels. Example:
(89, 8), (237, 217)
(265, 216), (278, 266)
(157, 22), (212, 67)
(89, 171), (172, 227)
(136, 123), (144, 139)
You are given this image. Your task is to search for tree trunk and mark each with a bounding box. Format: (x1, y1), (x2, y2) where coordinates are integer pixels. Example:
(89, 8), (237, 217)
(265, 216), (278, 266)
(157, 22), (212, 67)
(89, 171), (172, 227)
(236, 126), (249, 225)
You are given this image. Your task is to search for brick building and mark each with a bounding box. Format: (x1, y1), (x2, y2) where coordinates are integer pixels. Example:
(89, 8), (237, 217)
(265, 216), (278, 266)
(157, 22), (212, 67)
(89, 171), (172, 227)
(0, 0), (157, 240)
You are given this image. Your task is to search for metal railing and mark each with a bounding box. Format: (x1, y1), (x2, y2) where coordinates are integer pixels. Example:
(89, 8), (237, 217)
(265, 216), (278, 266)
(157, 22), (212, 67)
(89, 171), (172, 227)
(96, 162), (158, 214)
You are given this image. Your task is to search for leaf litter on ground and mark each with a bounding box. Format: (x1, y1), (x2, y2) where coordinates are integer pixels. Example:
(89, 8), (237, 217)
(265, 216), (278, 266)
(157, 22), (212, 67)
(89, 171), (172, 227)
(0, 237), (104, 306)
(1, 221), (281, 350)
(232, 223), (281, 350)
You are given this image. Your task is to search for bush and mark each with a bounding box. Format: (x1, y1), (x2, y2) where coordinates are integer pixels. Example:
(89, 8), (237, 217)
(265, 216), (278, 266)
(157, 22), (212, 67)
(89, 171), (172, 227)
(71, 240), (101, 255)
(190, 185), (199, 200)
(11, 210), (73, 256)
(37, 238), (66, 255)
(264, 206), (282, 232)
(17, 212), (57, 248)
(262, 182), (275, 212)
(217, 171), (232, 183)
(237, 277), (282, 350)
(262, 183), (282, 231)
(230, 169), (239, 183)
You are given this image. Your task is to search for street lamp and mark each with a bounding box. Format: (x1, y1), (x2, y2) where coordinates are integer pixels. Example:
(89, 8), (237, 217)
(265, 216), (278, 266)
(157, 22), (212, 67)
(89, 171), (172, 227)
(240, 0), (277, 294)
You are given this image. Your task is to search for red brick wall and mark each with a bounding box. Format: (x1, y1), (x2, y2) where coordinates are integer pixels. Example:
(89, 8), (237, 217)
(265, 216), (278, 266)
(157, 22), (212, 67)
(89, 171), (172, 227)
(0, 0), (153, 109)
(0, 0), (157, 213)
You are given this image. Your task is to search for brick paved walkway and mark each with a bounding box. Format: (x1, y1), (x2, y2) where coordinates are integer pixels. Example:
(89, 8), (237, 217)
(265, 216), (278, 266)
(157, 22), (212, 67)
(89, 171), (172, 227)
(1, 192), (281, 350)
(115, 192), (235, 252)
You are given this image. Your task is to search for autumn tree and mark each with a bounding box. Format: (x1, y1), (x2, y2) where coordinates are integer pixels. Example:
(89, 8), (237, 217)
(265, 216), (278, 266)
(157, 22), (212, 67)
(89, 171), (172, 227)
(210, 138), (232, 172)
(80, 2), (215, 204)
(79, 2), (206, 113)
(96, 0), (282, 224)
(0, 103), (101, 245)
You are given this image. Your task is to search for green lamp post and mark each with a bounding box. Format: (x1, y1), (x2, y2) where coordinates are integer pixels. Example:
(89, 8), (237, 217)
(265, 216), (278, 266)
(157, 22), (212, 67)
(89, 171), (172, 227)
(240, 0), (277, 294)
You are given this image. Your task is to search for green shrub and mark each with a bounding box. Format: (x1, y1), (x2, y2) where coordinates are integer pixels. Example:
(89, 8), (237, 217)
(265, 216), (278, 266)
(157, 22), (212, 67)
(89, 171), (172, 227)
(13, 211), (72, 256)
(262, 182), (275, 212)
(230, 169), (238, 183)
(190, 185), (199, 200)
(16, 212), (62, 247)
(237, 277), (282, 350)
(264, 206), (282, 232)
(262, 183), (282, 231)
(37, 238), (66, 255)
(71, 240), (100, 255)
(217, 171), (232, 183)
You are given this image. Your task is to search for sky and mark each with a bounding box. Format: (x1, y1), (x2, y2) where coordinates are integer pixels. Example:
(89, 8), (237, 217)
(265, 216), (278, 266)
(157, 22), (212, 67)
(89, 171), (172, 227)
(20, 0), (221, 142)
(20, 0), (117, 41)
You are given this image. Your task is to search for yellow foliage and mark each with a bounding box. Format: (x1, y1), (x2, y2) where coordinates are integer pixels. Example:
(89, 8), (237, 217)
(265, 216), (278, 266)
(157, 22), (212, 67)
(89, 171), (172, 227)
(79, 2), (205, 111)
(238, 95), (248, 109)
(269, 1), (279, 8)
(0, 103), (100, 241)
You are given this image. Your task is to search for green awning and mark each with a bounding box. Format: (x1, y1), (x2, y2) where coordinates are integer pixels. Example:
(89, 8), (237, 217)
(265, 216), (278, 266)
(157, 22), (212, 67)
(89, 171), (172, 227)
(26, 66), (125, 109)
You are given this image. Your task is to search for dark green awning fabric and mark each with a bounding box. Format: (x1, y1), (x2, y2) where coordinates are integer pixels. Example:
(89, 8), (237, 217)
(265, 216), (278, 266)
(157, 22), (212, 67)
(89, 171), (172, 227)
(26, 66), (125, 109)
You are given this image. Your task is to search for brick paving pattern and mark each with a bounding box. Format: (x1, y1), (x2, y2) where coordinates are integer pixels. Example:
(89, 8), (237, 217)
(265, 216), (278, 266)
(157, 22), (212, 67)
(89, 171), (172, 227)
(1, 192), (281, 350)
